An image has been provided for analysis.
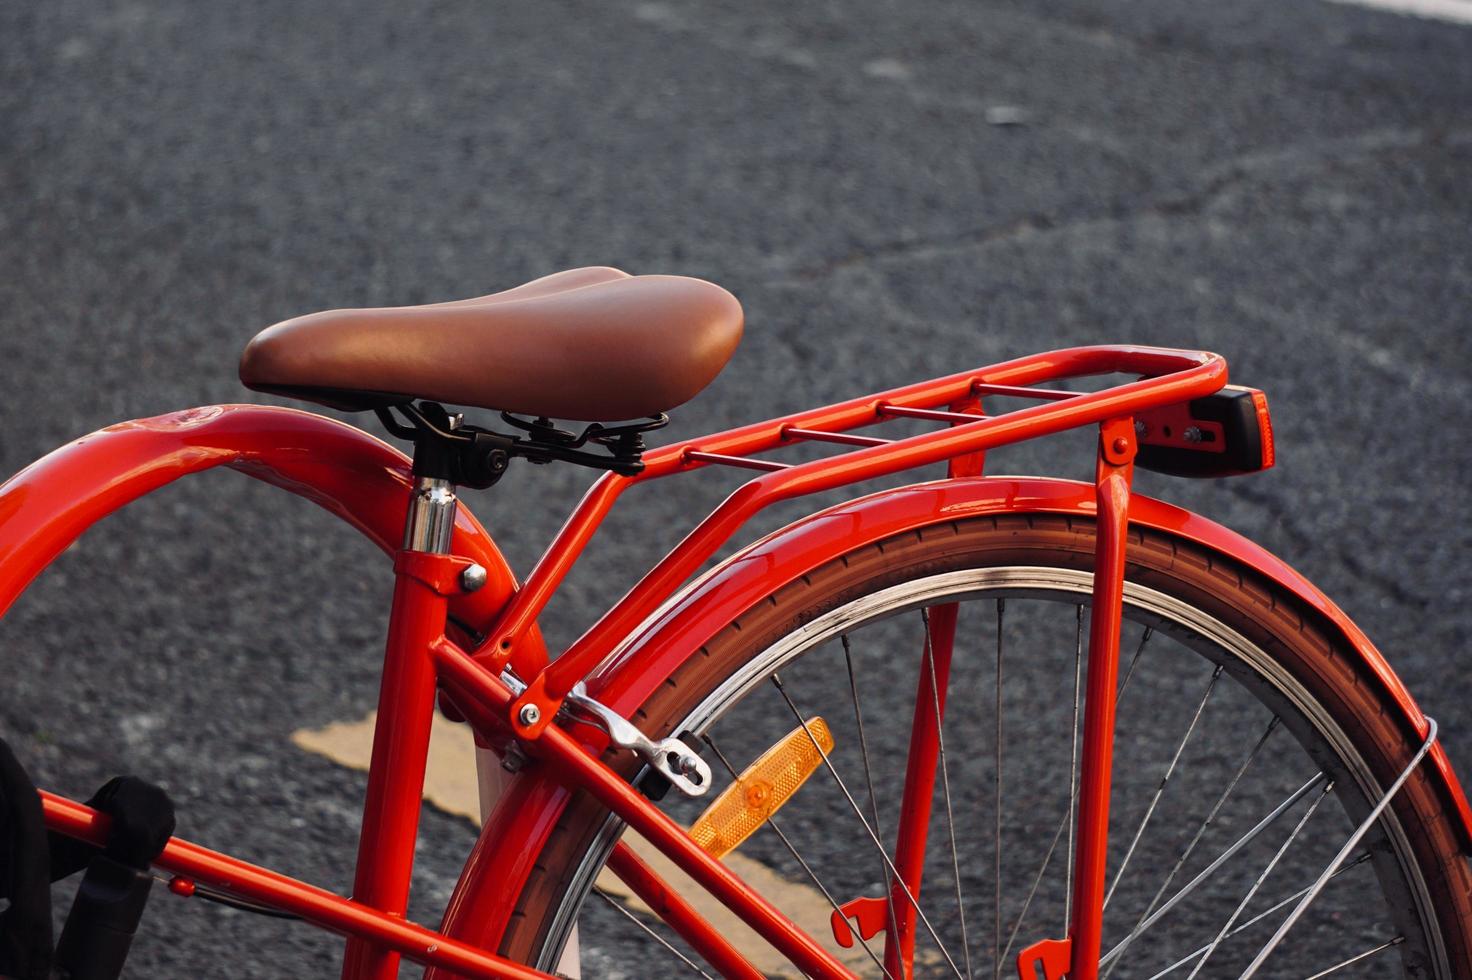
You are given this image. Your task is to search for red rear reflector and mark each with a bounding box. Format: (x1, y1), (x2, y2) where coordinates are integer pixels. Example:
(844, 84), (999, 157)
(1249, 389), (1275, 470)
(1135, 386), (1276, 478)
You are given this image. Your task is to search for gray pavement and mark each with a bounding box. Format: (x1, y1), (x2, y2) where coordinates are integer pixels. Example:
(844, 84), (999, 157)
(2, 0), (1470, 975)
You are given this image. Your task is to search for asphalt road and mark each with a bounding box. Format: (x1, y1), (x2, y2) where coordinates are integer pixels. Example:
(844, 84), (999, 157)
(2, 0), (1470, 976)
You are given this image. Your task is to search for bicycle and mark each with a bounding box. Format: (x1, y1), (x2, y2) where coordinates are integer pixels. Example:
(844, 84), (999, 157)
(1, 264), (1468, 978)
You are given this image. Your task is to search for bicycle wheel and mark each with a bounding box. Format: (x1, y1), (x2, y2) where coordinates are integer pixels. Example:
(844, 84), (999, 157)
(501, 514), (1472, 978)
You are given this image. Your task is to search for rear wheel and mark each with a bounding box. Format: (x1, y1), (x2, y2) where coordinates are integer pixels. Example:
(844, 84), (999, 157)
(503, 515), (1472, 978)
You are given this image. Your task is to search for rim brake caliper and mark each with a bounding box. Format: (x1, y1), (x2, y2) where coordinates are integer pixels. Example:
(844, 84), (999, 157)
(563, 683), (712, 798)
(499, 669), (712, 798)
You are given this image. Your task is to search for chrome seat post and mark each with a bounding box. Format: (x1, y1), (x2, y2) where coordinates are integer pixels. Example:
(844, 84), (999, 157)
(402, 476), (457, 554)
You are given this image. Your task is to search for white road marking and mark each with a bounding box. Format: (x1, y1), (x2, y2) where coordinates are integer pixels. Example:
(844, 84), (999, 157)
(1324, 0), (1472, 24)
(292, 713), (882, 977)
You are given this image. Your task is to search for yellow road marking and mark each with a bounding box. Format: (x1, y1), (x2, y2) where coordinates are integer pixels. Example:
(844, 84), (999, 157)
(292, 711), (483, 822)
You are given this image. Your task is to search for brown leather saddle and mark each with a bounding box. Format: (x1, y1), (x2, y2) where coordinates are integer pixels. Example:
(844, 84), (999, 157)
(239, 267), (743, 421)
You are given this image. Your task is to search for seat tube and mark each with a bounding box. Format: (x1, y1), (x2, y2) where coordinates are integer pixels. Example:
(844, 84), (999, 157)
(1066, 417), (1136, 980)
(341, 475), (458, 980)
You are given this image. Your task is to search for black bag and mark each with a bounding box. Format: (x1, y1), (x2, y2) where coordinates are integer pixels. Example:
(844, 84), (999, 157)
(0, 737), (175, 980)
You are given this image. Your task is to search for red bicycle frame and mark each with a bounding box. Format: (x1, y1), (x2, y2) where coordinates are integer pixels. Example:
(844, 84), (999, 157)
(5, 346), (1468, 979)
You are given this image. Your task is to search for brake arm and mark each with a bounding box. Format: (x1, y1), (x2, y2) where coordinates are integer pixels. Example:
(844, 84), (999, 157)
(564, 683), (712, 798)
(498, 671), (712, 798)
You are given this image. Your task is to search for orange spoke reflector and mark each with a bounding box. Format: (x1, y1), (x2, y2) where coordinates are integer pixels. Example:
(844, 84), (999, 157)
(689, 717), (834, 860)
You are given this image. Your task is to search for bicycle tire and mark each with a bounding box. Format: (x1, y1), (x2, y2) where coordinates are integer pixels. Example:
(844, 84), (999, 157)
(500, 513), (1472, 978)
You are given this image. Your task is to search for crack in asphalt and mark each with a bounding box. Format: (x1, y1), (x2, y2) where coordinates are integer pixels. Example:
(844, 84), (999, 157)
(766, 124), (1472, 283)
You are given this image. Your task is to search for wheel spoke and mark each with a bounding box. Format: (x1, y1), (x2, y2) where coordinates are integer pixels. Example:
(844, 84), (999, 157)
(998, 814), (1069, 970)
(1238, 717), (1441, 979)
(1184, 780), (1335, 979)
(1103, 665), (1224, 911)
(992, 598), (1003, 980)
(1138, 853), (1372, 979)
(999, 619), (1154, 970)
(920, 609), (974, 979)
(843, 633), (904, 967)
(1065, 604), (1084, 930)
(1116, 625), (1154, 698)
(592, 887), (718, 979)
(1098, 771), (1329, 968)
(1104, 715), (1280, 977)
(1302, 936), (1404, 979)
(702, 735), (897, 980)
(771, 674), (968, 980)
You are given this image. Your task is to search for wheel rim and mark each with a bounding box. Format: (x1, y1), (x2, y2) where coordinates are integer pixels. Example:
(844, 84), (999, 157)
(535, 568), (1449, 978)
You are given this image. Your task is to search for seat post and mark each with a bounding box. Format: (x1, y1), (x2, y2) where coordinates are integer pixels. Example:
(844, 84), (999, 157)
(402, 475), (457, 554)
(401, 410), (467, 554)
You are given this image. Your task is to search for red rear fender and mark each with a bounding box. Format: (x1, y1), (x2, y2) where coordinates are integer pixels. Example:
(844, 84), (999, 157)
(582, 476), (1472, 849)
